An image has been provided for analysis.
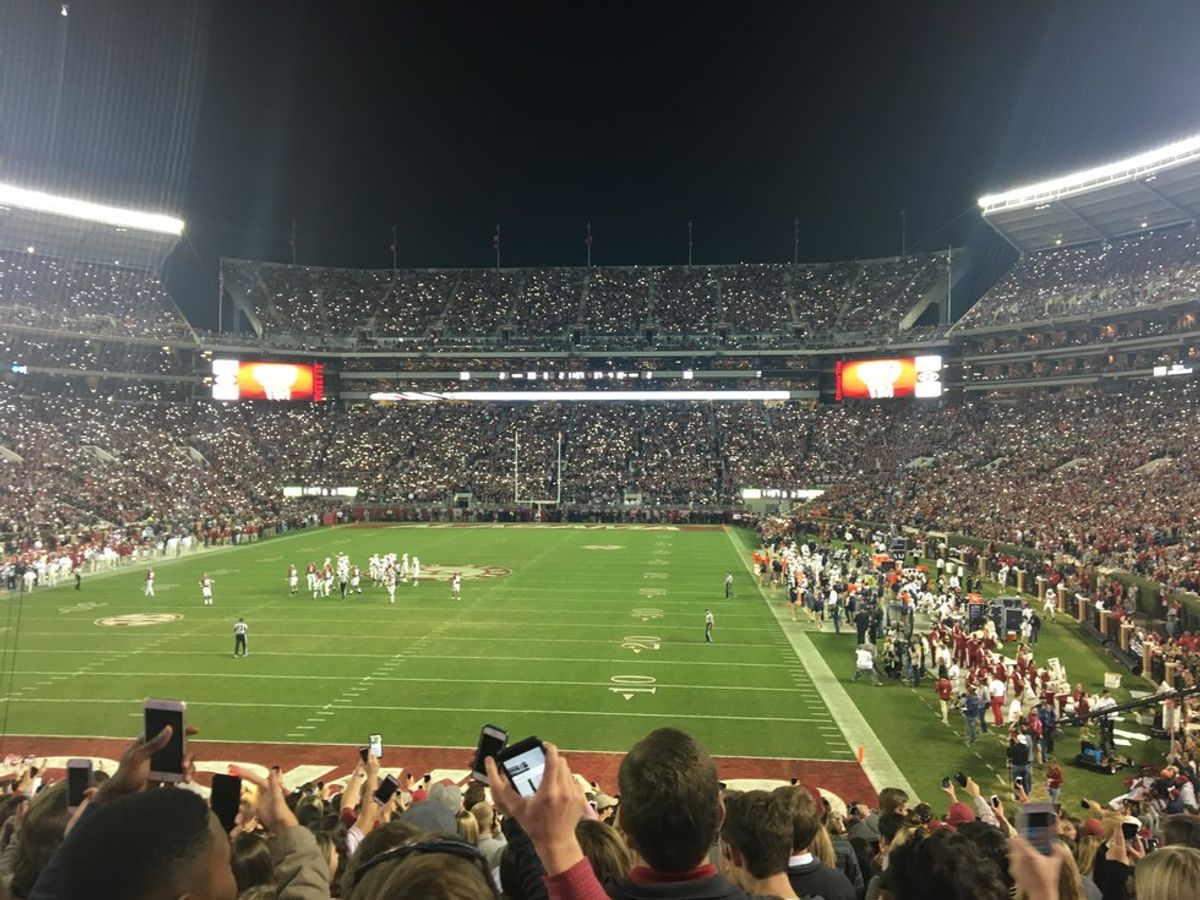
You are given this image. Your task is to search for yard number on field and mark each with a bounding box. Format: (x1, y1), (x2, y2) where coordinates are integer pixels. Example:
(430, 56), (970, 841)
(610, 674), (658, 700)
(632, 608), (664, 621)
(621, 635), (662, 654)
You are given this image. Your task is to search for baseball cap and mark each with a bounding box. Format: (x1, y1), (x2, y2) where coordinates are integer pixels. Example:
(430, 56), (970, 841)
(1082, 818), (1105, 837)
(594, 792), (617, 811)
(945, 802), (976, 828)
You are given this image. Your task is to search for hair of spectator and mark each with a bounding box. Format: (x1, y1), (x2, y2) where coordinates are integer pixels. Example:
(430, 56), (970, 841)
(57, 789), (221, 900)
(1161, 814), (1200, 849)
(879, 787), (909, 816)
(575, 820), (633, 886)
(8, 781), (70, 899)
(772, 784), (822, 853)
(456, 809), (479, 846)
(720, 790), (794, 879)
(1134, 846), (1200, 900)
(231, 832), (276, 894)
(339, 820), (423, 896)
(346, 836), (498, 900)
(878, 828), (1008, 900)
(617, 726), (722, 873)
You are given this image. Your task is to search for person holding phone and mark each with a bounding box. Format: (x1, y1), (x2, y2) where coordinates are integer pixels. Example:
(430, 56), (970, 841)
(488, 727), (765, 899)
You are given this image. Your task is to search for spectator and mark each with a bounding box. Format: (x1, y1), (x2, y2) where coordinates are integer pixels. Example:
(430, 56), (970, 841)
(774, 785), (856, 900)
(717, 790), (800, 898)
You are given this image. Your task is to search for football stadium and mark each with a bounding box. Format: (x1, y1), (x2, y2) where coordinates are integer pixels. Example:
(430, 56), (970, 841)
(2, 3), (1200, 899)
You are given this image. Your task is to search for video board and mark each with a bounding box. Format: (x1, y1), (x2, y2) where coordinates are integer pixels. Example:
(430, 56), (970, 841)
(835, 355), (942, 401)
(211, 360), (325, 401)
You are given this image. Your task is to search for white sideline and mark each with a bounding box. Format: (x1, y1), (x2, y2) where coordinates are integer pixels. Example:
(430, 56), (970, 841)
(723, 526), (917, 799)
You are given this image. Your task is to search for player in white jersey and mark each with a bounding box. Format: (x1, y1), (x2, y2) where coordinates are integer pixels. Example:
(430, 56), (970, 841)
(287, 564), (299, 594)
(400, 553), (410, 581)
(200, 574), (214, 606)
(350, 565), (362, 594)
(384, 566), (397, 604)
(412, 556), (420, 587)
(322, 561), (334, 598)
(369, 554), (382, 586)
(143, 567), (155, 597)
(451, 573), (461, 600)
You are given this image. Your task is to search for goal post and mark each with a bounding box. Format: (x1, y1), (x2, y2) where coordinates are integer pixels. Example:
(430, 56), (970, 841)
(512, 431), (563, 508)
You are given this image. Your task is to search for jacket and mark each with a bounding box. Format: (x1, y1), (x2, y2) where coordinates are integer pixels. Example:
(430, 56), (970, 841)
(271, 825), (334, 900)
(787, 857), (857, 900)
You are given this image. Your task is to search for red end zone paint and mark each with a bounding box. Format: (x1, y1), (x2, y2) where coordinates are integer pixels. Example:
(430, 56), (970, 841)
(0, 737), (876, 804)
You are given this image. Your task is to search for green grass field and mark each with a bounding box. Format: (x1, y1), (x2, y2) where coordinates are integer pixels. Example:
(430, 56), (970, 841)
(0, 525), (850, 763)
(0, 524), (1164, 807)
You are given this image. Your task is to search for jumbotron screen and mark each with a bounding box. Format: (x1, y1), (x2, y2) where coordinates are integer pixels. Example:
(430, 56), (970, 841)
(835, 355), (942, 401)
(211, 360), (325, 401)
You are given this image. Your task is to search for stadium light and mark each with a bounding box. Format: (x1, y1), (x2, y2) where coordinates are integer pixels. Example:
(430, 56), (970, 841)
(978, 133), (1200, 212)
(369, 390), (792, 403)
(0, 182), (184, 236)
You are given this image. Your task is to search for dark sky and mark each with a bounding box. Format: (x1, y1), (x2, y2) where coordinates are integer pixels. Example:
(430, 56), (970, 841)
(6, 1), (1200, 325)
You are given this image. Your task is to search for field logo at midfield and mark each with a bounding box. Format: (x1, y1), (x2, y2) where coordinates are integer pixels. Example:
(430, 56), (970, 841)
(583, 545), (623, 551)
(419, 564), (512, 582)
(96, 613), (183, 628)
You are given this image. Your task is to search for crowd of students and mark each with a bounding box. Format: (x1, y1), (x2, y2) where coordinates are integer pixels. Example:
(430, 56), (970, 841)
(3, 721), (1198, 900)
(220, 254), (947, 346)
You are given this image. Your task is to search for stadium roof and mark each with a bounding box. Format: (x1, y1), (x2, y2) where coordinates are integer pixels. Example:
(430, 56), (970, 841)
(978, 133), (1200, 254)
(0, 183), (184, 269)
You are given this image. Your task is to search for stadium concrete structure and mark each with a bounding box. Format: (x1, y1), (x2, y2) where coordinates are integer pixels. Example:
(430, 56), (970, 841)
(2, 135), (1200, 807)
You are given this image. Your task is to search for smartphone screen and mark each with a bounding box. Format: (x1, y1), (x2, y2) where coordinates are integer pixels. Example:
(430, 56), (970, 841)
(1121, 822), (1139, 842)
(471, 725), (508, 783)
(1019, 804), (1056, 855)
(499, 738), (546, 798)
(369, 734), (383, 760)
(144, 700), (185, 781)
(211, 774), (242, 832)
(374, 774), (399, 806)
(66, 760), (91, 811)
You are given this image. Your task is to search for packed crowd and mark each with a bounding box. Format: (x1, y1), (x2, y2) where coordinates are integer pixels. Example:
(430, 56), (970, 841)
(218, 256), (946, 346)
(3, 719), (1198, 900)
(0, 253), (191, 341)
(3, 378), (1199, 599)
(959, 223), (1200, 329)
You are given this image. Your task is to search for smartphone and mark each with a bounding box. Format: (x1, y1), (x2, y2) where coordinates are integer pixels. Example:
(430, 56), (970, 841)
(359, 746), (369, 763)
(990, 794), (1000, 808)
(144, 698), (187, 783)
(1121, 821), (1139, 842)
(471, 724), (509, 784)
(954, 771), (968, 789)
(66, 759), (92, 812)
(495, 736), (546, 798)
(211, 774), (242, 833)
(941, 776), (952, 790)
(374, 774), (399, 806)
(369, 734), (383, 760)
(1018, 802), (1057, 855)
(1081, 799), (1091, 810)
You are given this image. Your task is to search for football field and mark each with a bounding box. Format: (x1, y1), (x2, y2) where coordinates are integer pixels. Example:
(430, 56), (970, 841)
(0, 524), (856, 765)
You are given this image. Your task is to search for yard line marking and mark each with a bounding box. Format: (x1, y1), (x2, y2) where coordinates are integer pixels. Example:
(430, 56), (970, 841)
(0, 670), (811, 693)
(0, 696), (832, 724)
(724, 526), (915, 799)
(2, 649), (794, 668)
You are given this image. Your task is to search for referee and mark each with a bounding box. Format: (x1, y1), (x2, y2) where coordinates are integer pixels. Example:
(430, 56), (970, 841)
(233, 618), (248, 658)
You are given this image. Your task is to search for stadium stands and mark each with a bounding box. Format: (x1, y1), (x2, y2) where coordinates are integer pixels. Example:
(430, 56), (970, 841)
(959, 223), (1200, 329)
(219, 254), (948, 346)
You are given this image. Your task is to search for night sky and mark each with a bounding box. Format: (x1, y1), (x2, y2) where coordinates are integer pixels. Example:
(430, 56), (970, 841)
(5, 1), (1200, 325)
